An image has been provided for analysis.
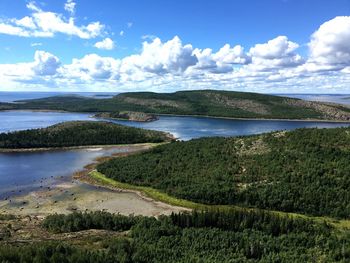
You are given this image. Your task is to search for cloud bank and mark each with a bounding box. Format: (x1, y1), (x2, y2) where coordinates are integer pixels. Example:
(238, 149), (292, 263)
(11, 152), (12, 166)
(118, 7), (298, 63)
(0, 2), (350, 93)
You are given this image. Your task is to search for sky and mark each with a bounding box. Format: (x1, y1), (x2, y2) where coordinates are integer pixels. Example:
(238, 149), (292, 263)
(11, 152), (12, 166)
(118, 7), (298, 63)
(0, 0), (350, 93)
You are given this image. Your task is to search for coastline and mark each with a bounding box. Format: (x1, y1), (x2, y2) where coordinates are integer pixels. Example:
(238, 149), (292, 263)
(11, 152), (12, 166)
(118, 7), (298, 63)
(155, 113), (350, 123)
(0, 143), (187, 217)
(0, 142), (167, 153)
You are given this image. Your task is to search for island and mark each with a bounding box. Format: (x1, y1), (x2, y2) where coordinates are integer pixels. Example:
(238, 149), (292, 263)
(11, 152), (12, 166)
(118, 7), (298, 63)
(2, 89), (350, 121)
(0, 121), (172, 150)
(93, 111), (159, 122)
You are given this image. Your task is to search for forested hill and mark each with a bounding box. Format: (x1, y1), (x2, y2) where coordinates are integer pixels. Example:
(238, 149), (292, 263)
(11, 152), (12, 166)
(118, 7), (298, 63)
(98, 126), (350, 219)
(4, 90), (350, 121)
(0, 121), (171, 149)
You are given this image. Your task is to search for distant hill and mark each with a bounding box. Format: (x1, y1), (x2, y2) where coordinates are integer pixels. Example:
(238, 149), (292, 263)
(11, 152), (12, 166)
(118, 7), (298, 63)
(0, 121), (171, 149)
(4, 90), (350, 121)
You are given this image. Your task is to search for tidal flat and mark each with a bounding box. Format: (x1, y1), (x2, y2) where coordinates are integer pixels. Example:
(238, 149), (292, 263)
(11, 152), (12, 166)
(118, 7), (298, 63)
(0, 144), (187, 217)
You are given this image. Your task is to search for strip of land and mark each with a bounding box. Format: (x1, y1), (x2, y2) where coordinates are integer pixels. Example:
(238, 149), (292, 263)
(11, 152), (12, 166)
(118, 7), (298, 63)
(0, 121), (173, 150)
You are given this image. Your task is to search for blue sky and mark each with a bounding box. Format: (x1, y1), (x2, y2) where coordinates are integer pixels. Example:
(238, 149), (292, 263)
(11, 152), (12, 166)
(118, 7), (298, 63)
(0, 0), (350, 93)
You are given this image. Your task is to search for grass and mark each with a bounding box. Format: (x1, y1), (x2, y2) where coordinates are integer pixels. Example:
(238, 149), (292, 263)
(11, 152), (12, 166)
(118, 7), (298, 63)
(89, 171), (350, 231)
(90, 170), (202, 209)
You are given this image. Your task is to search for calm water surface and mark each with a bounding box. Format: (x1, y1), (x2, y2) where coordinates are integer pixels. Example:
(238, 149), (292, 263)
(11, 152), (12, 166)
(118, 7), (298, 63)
(0, 147), (128, 199)
(0, 111), (94, 133)
(107, 115), (350, 140)
(0, 91), (117, 102)
(275, 94), (350, 105)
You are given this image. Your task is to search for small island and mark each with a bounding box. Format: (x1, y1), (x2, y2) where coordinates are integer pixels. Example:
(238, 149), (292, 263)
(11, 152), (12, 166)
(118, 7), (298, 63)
(94, 111), (159, 122)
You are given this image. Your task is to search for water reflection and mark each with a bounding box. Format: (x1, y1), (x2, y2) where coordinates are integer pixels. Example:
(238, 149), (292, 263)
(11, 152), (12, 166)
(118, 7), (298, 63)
(107, 116), (350, 140)
(0, 147), (127, 199)
(0, 110), (94, 133)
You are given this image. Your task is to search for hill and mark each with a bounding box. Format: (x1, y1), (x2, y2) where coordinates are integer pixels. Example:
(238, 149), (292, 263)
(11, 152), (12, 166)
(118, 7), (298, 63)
(98, 127), (350, 218)
(0, 121), (171, 149)
(4, 90), (350, 121)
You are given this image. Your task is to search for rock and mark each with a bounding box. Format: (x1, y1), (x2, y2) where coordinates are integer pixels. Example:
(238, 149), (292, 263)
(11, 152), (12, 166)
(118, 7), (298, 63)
(94, 111), (159, 122)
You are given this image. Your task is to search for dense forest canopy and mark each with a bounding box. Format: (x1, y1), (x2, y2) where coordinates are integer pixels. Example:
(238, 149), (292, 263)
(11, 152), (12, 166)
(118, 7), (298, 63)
(0, 210), (348, 262)
(98, 127), (350, 219)
(2, 90), (350, 121)
(0, 121), (171, 149)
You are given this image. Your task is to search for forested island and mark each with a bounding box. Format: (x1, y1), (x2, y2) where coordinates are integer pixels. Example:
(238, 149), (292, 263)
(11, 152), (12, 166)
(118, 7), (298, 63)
(2, 90), (350, 121)
(98, 127), (350, 219)
(0, 121), (171, 149)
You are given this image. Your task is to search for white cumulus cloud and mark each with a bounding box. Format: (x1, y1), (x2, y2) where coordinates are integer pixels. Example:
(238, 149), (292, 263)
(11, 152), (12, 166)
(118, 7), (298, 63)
(213, 44), (251, 65)
(122, 36), (198, 74)
(309, 16), (350, 68)
(32, 50), (61, 76)
(0, 1), (104, 39)
(248, 36), (303, 71)
(61, 54), (120, 81)
(94, 38), (115, 50)
(13, 16), (37, 29)
(64, 0), (76, 15)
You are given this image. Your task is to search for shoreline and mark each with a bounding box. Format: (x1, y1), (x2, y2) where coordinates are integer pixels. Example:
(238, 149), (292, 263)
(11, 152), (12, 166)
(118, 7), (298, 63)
(71, 145), (192, 213)
(2, 109), (350, 123)
(0, 143), (187, 217)
(0, 142), (166, 153)
(78, 171), (192, 212)
(155, 113), (350, 123)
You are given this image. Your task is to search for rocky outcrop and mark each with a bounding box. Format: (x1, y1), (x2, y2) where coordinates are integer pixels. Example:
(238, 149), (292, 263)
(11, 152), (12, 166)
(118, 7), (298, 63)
(284, 99), (350, 121)
(205, 93), (270, 115)
(119, 96), (190, 110)
(94, 111), (159, 122)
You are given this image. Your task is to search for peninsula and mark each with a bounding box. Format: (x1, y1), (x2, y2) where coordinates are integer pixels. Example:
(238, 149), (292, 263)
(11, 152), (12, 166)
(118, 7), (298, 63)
(0, 121), (172, 150)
